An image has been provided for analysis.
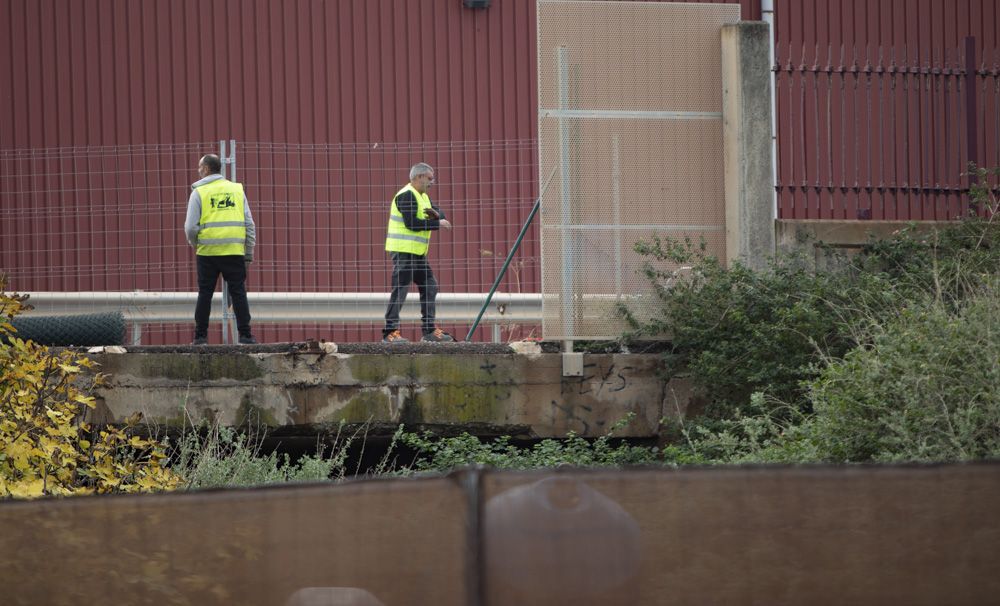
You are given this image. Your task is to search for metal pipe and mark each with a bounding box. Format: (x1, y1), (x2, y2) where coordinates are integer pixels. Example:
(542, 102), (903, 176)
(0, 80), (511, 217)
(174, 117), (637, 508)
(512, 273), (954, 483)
(24, 291), (545, 325)
(762, 0), (778, 219)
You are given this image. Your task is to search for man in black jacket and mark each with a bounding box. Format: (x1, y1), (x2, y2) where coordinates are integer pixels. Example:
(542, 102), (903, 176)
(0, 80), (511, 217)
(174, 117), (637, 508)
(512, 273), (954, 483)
(382, 162), (454, 342)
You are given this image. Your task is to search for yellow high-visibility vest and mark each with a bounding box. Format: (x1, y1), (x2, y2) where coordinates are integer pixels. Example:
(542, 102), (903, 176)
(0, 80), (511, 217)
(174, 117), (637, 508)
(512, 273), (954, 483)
(196, 179), (247, 256)
(385, 183), (432, 255)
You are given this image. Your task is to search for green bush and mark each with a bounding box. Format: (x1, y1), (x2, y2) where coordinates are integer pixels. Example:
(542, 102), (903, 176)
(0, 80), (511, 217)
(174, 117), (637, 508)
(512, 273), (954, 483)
(803, 288), (1000, 462)
(630, 210), (1000, 422)
(627, 237), (865, 416)
(665, 392), (816, 464)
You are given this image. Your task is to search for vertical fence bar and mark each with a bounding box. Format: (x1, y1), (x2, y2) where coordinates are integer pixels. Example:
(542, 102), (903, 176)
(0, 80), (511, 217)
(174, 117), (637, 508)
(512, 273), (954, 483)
(838, 44), (847, 219)
(798, 44), (807, 217)
(942, 49), (951, 219)
(920, 48), (930, 220)
(228, 139), (239, 341)
(850, 47), (861, 220)
(812, 45), (821, 217)
(612, 134), (621, 298)
(965, 36), (979, 210)
(219, 139), (231, 344)
(557, 46), (574, 346)
(863, 45), (873, 220)
(876, 47), (886, 220)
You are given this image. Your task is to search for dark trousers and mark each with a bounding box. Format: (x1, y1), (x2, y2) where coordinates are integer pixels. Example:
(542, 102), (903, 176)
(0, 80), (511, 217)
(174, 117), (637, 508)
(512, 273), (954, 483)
(383, 252), (439, 336)
(194, 255), (252, 339)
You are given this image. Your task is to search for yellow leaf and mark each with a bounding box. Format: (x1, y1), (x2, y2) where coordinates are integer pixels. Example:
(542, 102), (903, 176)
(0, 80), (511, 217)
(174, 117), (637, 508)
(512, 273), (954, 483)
(7, 478), (46, 498)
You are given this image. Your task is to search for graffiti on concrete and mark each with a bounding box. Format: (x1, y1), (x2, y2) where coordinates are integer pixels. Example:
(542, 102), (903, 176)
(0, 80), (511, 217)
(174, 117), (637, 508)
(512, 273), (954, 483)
(560, 363), (635, 396)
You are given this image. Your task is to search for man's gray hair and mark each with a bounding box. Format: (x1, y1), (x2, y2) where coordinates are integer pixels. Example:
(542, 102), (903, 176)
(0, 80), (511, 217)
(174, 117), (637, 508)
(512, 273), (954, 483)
(409, 162), (434, 181)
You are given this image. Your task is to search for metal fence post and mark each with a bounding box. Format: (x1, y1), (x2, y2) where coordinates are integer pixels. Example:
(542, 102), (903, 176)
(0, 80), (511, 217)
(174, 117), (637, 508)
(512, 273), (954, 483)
(219, 140), (232, 343)
(557, 46), (574, 350)
(964, 36), (979, 211)
(227, 139), (239, 341)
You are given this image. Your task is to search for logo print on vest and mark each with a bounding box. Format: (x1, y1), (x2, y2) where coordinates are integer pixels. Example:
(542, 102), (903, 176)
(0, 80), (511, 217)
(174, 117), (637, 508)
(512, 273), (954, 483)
(211, 194), (236, 209)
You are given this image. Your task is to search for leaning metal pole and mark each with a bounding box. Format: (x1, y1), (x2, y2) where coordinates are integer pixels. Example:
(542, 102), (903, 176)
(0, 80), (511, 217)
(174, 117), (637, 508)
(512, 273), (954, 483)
(464, 168), (558, 342)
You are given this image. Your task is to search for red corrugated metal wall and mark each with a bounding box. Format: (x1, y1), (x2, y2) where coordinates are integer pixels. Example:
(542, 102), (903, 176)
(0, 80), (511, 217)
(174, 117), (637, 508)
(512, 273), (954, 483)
(5, 0), (995, 343)
(0, 0), (542, 146)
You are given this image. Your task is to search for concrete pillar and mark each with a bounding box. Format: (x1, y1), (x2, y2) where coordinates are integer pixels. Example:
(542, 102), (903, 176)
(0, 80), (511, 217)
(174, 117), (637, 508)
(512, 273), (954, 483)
(721, 22), (775, 271)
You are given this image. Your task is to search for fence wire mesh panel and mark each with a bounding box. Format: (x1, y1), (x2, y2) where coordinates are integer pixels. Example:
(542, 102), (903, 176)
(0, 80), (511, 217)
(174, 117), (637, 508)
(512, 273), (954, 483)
(775, 42), (1000, 220)
(536, 1), (739, 340)
(0, 140), (540, 344)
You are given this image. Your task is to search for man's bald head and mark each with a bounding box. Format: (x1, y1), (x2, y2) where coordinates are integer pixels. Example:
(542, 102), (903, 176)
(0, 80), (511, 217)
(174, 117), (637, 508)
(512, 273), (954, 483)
(199, 154), (222, 175)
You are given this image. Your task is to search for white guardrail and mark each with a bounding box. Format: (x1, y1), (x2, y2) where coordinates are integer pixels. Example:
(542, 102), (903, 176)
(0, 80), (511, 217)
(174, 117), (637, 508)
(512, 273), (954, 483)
(20, 292), (543, 344)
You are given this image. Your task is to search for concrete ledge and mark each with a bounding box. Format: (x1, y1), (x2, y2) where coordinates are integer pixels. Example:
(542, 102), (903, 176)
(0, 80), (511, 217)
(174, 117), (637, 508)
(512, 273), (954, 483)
(776, 219), (954, 268)
(86, 350), (690, 439)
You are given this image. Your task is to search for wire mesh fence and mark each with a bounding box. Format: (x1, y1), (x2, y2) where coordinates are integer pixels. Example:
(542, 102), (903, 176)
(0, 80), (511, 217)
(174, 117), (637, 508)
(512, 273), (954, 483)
(536, 1), (739, 339)
(0, 140), (540, 344)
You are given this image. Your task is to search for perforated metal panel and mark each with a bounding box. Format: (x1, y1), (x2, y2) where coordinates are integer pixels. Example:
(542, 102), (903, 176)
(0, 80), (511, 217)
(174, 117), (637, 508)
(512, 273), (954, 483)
(537, 1), (739, 339)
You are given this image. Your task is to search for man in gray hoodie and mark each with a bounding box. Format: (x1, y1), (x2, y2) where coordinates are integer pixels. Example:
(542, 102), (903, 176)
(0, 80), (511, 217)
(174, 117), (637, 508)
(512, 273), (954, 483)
(183, 154), (257, 345)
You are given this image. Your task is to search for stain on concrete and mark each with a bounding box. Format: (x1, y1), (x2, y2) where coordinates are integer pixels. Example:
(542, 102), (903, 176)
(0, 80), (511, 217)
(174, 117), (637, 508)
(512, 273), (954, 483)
(346, 355), (414, 384)
(325, 390), (393, 423)
(400, 392), (424, 424)
(139, 354), (264, 382)
(235, 396), (279, 427)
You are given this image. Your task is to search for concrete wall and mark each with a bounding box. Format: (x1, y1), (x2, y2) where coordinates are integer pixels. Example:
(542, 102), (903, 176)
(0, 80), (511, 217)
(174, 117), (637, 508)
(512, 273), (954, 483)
(87, 351), (695, 439)
(776, 219), (954, 269)
(722, 22), (775, 271)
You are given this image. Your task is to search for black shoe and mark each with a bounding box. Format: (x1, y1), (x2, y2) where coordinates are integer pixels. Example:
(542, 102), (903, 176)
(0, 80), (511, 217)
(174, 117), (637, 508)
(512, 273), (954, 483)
(191, 337), (208, 346)
(421, 328), (454, 342)
(238, 335), (258, 345)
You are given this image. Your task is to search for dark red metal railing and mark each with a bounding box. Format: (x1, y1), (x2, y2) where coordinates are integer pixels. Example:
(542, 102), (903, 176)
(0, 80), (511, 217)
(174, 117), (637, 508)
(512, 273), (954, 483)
(775, 37), (1000, 220)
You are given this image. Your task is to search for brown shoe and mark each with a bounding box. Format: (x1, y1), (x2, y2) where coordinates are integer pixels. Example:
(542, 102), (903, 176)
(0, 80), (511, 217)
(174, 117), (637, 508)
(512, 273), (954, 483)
(382, 330), (409, 343)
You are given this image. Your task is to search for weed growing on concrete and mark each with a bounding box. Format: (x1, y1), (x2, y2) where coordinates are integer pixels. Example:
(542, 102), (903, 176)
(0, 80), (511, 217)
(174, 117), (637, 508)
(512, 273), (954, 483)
(168, 420), (354, 489)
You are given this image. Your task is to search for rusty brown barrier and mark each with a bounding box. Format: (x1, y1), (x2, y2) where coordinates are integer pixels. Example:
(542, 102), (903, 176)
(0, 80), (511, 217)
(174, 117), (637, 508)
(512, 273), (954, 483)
(2, 464), (998, 605)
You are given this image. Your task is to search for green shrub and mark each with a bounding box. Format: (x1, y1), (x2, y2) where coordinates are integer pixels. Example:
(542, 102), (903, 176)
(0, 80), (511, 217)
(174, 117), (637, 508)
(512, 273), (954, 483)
(630, 210), (1000, 422)
(627, 237), (864, 416)
(803, 288), (1000, 462)
(665, 392), (816, 464)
